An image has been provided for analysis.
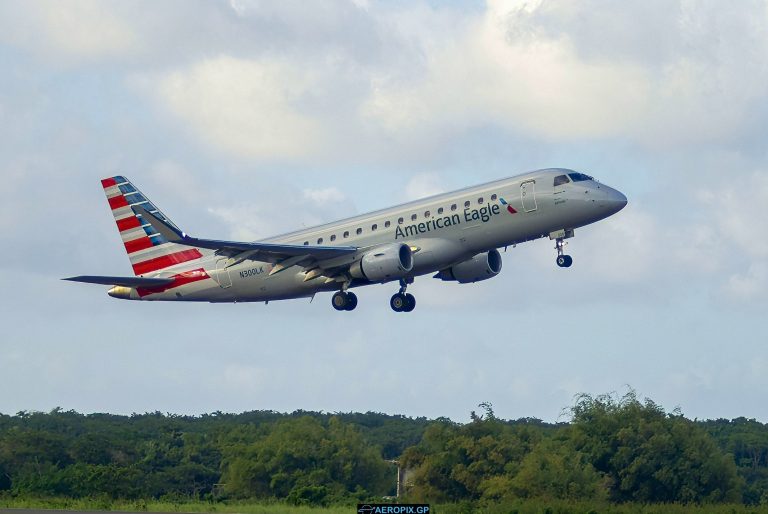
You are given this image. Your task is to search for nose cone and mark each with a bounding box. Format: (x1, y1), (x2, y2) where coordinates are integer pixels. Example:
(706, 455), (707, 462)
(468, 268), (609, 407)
(612, 189), (628, 211)
(603, 187), (627, 215)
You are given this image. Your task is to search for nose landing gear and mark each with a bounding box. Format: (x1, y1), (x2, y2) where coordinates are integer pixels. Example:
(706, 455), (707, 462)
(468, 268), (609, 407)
(550, 228), (575, 268)
(390, 278), (416, 312)
(555, 240), (573, 268)
(554, 235), (573, 268)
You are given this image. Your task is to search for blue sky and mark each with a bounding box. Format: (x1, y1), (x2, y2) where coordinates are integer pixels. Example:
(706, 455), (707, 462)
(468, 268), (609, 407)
(1, 0), (767, 422)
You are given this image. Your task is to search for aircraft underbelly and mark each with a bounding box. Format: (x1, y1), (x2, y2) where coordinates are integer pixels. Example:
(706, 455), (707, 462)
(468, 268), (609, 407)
(410, 238), (467, 274)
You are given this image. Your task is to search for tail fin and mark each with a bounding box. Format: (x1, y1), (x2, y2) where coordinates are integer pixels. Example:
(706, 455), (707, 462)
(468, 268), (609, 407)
(101, 176), (208, 276)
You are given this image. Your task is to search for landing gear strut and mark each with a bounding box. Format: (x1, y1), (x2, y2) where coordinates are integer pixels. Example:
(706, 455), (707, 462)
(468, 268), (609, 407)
(332, 290), (358, 311)
(390, 278), (416, 312)
(555, 238), (573, 268)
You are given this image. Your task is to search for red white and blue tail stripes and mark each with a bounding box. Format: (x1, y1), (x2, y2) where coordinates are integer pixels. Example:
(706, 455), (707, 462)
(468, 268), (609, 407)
(101, 176), (208, 276)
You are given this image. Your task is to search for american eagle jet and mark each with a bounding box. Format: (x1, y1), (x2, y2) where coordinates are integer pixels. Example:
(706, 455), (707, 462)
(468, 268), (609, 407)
(65, 169), (627, 312)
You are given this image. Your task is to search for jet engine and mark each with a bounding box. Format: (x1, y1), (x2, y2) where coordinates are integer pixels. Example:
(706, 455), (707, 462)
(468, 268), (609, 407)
(435, 249), (502, 283)
(349, 242), (414, 282)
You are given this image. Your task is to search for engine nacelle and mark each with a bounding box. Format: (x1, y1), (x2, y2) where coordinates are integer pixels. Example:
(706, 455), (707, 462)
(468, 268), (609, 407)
(350, 242), (414, 282)
(435, 249), (502, 283)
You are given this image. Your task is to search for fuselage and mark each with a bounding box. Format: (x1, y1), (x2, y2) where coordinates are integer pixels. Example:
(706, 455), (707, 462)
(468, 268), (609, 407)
(109, 168), (627, 303)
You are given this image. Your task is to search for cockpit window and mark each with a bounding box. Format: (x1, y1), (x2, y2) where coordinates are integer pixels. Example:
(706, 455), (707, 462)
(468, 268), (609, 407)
(554, 175), (570, 187)
(568, 172), (593, 182)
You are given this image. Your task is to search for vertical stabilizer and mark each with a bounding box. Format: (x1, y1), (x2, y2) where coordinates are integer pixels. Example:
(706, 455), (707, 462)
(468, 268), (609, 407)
(100, 176), (209, 276)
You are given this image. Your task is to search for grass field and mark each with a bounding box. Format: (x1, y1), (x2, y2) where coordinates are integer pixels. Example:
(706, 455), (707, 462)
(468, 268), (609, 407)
(2, 497), (768, 514)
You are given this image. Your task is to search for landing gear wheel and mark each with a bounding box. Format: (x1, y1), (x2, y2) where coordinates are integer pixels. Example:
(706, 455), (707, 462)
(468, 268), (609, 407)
(332, 291), (358, 311)
(390, 293), (406, 312)
(391, 278), (415, 312)
(344, 292), (358, 311)
(390, 292), (416, 312)
(332, 291), (348, 311)
(556, 255), (573, 268)
(554, 237), (573, 268)
(402, 293), (416, 312)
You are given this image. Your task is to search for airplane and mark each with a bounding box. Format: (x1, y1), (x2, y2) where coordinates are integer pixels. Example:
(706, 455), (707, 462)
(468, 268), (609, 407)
(64, 169), (627, 312)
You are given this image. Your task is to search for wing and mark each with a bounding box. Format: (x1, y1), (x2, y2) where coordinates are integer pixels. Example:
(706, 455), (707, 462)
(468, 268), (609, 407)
(63, 276), (175, 287)
(135, 205), (359, 274)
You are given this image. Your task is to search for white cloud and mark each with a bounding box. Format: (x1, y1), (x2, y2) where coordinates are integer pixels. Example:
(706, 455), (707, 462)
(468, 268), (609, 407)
(571, 173), (768, 304)
(363, 0), (650, 141)
(362, 0), (768, 149)
(725, 262), (768, 301)
(712, 172), (768, 260)
(576, 203), (659, 284)
(221, 363), (270, 392)
(0, 157), (36, 231)
(228, 0), (249, 17)
(404, 172), (445, 200)
(0, 0), (137, 61)
(7, 0), (768, 159)
(150, 160), (206, 203)
(207, 182), (356, 241)
(672, 223), (725, 275)
(303, 187), (346, 206)
(692, 171), (768, 302)
(207, 204), (273, 241)
(153, 55), (323, 160)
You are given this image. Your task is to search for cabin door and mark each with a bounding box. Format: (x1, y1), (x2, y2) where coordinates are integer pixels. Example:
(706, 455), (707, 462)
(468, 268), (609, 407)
(521, 181), (537, 212)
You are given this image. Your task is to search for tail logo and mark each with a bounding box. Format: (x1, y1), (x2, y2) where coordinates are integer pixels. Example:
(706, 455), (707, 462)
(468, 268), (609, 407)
(101, 176), (204, 275)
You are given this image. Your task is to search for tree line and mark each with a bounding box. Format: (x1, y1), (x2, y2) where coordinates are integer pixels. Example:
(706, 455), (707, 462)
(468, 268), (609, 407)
(0, 391), (767, 507)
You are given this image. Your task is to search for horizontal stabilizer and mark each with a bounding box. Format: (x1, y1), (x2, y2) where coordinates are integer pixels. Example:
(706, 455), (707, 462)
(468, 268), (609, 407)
(62, 275), (175, 287)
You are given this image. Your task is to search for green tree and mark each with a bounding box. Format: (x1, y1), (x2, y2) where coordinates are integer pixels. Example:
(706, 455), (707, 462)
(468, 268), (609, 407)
(402, 410), (538, 502)
(220, 416), (389, 503)
(570, 390), (742, 503)
(506, 437), (606, 501)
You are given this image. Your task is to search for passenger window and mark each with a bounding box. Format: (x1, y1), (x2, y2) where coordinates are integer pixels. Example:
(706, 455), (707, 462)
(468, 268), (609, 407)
(303, 241), (309, 245)
(317, 237), (323, 244)
(330, 234), (336, 242)
(372, 223), (378, 231)
(385, 220), (391, 228)
(424, 210), (430, 218)
(464, 200), (470, 208)
(343, 231), (349, 238)
(398, 217), (404, 224)
(356, 228), (362, 235)
(451, 204), (457, 211)
(437, 207), (444, 214)
(491, 194), (497, 201)
(554, 175), (570, 186)
(411, 213), (417, 221)
(478, 197), (484, 204)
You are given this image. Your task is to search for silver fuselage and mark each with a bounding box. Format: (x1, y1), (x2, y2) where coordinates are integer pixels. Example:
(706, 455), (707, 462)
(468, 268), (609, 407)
(124, 168), (626, 302)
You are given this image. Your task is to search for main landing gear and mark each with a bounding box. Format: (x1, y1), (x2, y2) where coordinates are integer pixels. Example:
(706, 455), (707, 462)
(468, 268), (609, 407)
(555, 237), (573, 268)
(390, 278), (416, 313)
(331, 278), (417, 312)
(332, 290), (358, 311)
